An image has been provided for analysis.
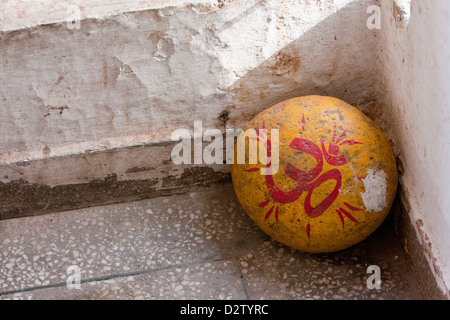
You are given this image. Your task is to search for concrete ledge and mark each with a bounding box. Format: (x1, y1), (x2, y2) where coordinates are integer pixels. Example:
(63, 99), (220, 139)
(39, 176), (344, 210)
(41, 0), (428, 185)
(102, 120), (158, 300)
(0, 0), (381, 219)
(0, 137), (230, 220)
(393, 185), (449, 300)
(0, 0), (212, 32)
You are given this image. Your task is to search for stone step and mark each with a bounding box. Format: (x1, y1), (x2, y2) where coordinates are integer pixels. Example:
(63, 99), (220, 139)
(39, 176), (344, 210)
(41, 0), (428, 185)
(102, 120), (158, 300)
(0, 183), (422, 300)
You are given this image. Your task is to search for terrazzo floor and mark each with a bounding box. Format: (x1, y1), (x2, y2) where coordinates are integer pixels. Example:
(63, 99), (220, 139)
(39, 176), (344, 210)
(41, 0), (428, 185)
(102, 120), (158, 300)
(0, 183), (423, 300)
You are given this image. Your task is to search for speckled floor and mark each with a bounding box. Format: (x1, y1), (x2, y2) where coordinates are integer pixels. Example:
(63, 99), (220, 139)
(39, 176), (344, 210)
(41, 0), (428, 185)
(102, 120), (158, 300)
(0, 183), (423, 300)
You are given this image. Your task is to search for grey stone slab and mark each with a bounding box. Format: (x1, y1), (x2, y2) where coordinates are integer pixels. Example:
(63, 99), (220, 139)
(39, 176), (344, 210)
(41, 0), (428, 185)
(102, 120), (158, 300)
(239, 238), (421, 300)
(1, 259), (247, 300)
(0, 183), (423, 300)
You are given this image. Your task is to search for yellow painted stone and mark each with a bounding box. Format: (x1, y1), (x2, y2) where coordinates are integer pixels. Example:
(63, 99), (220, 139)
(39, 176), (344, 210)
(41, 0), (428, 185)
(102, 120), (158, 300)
(231, 95), (398, 253)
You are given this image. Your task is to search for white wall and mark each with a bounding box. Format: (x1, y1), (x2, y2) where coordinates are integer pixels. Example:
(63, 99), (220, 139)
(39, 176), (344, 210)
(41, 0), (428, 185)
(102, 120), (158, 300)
(379, 0), (450, 295)
(0, 0), (380, 192)
(0, 0), (377, 167)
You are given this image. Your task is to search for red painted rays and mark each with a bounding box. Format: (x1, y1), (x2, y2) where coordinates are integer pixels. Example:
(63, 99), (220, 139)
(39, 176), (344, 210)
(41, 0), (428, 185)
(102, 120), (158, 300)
(244, 115), (363, 239)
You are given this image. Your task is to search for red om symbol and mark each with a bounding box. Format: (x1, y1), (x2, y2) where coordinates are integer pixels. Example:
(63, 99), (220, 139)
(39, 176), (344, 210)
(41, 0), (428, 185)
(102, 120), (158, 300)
(246, 118), (363, 239)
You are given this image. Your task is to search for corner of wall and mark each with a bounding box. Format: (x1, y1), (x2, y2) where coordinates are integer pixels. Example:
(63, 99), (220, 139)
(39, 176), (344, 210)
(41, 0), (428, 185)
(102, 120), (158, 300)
(376, 0), (450, 299)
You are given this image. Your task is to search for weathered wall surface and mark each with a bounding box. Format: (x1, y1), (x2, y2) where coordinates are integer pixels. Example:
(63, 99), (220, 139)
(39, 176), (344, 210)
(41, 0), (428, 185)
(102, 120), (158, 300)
(0, 0), (379, 210)
(0, 0), (377, 165)
(378, 0), (450, 298)
(0, 0), (211, 32)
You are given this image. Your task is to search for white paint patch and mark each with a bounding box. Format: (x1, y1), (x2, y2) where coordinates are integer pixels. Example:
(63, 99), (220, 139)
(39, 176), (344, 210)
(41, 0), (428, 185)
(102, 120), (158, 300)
(361, 169), (388, 213)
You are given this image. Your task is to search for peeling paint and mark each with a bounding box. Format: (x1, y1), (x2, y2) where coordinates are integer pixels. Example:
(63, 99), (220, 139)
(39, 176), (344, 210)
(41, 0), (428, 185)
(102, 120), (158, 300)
(361, 168), (388, 213)
(0, 0), (379, 164)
